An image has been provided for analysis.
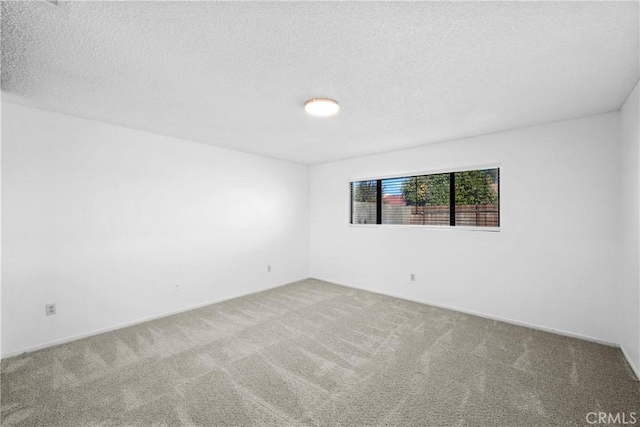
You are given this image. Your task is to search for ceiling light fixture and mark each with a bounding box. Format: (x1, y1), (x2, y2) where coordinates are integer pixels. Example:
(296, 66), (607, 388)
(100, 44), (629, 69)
(304, 98), (340, 117)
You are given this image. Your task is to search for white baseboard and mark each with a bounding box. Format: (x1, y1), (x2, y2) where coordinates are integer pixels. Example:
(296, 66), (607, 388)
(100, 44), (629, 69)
(619, 345), (640, 381)
(2, 277), (310, 359)
(319, 278), (620, 347)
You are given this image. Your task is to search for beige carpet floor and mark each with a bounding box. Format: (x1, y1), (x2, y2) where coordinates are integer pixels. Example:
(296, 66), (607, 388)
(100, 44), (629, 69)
(1, 279), (639, 426)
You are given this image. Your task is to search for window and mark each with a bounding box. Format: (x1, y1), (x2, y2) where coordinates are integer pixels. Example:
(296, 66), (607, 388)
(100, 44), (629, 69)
(350, 168), (499, 228)
(350, 180), (378, 224)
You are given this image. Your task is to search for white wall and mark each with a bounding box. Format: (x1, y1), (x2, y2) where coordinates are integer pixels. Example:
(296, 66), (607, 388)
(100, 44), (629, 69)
(1, 102), (310, 357)
(310, 113), (621, 345)
(620, 81), (640, 376)
(2, 99), (633, 363)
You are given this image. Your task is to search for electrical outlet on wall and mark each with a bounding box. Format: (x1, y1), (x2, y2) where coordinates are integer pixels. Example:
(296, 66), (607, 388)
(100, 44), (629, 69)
(410, 273), (415, 282)
(267, 265), (271, 272)
(46, 303), (56, 316)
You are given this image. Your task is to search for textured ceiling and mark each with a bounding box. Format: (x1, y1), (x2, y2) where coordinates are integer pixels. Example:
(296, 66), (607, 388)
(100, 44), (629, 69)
(2, 1), (639, 165)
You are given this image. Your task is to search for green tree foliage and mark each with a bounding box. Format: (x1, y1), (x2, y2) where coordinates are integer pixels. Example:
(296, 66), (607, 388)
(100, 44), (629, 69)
(402, 174), (450, 206)
(455, 170), (498, 205)
(401, 170), (498, 206)
(353, 180), (377, 202)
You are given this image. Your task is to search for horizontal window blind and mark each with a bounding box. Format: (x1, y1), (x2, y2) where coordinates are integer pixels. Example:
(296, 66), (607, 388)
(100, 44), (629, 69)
(454, 169), (500, 227)
(350, 180), (379, 224)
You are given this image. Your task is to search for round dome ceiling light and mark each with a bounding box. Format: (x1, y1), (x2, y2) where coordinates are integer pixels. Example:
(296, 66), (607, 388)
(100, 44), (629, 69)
(304, 98), (340, 117)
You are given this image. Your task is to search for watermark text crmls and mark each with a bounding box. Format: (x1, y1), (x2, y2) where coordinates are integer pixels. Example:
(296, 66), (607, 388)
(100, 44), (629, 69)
(586, 412), (638, 425)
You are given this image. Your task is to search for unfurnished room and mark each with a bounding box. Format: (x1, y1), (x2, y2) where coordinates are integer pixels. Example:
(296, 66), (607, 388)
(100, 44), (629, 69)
(0, 1), (639, 426)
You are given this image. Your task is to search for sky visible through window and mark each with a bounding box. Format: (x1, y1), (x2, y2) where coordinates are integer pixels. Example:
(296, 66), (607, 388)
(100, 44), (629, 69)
(381, 177), (408, 195)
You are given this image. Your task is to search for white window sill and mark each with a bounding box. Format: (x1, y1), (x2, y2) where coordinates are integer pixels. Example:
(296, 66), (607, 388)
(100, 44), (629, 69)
(348, 224), (500, 232)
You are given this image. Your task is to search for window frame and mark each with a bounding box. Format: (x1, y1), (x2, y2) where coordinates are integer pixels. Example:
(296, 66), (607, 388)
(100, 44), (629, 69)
(349, 164), (501, 231)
